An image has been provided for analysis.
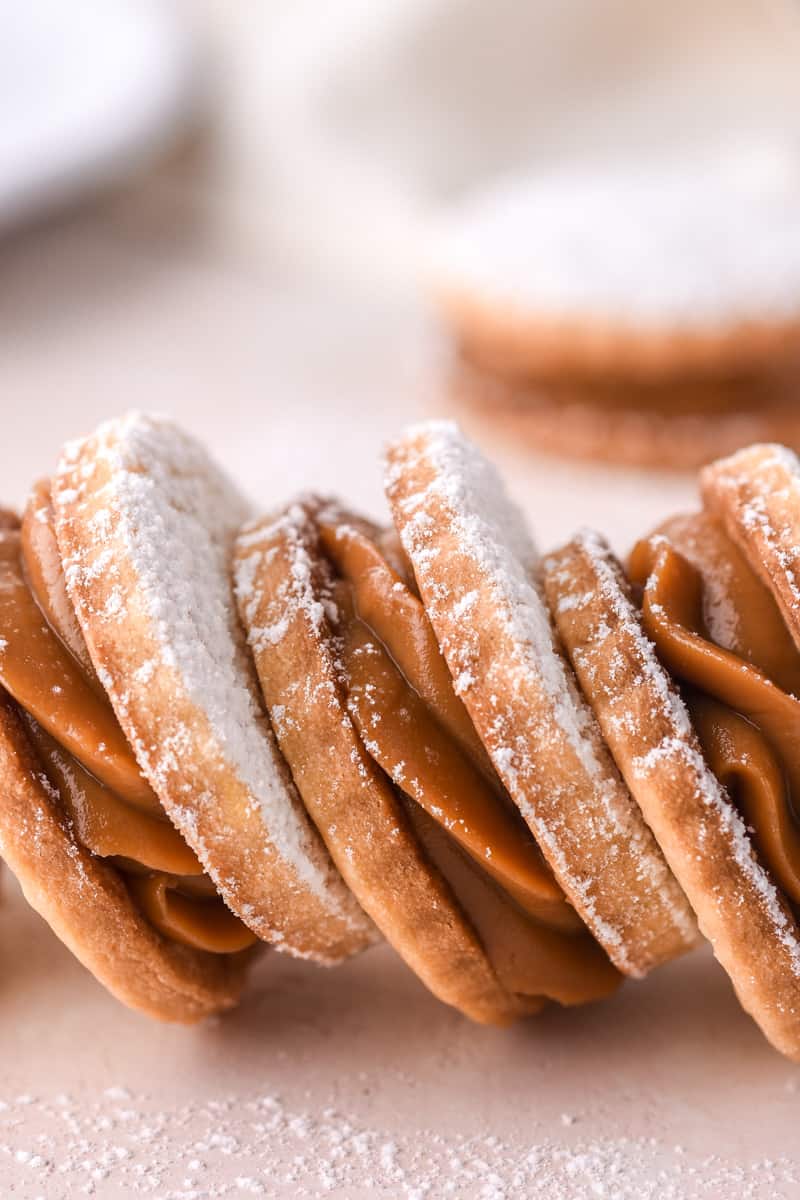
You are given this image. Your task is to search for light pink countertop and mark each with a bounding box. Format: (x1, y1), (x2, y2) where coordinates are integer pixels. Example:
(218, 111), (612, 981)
(1, 217), (796, 1198)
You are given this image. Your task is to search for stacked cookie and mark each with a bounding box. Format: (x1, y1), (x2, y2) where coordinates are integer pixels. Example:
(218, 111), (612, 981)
(1, 414), (800, 1060)
(433, 151), (800, 467)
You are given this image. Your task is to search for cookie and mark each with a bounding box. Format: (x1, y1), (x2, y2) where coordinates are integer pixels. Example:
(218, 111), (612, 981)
(451, 358), (800, 470)
(701, 443), (800, 650)
(433, 152), (800, 383)
(543, 528), (800, 1060)
(384, 421), (697, 976)
(52, 414), (372, 967)
(235, 498), (620, 1024)
(0, 493), (254, 1022)
(0, 692), (249, 1022)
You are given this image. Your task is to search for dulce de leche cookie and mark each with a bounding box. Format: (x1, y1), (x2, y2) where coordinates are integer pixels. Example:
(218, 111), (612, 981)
(384, 421), (697, 977)
(434, 153), (800, 383)
(234, 499), (619, 1024)
(0, 414), (372, 1023)
(52, 414), (371, 968)
(543, 527), (800, 1060)
(434, 151), (800, 468)
(0, 691), (248, 1022)
(0, 494), (253, 1021)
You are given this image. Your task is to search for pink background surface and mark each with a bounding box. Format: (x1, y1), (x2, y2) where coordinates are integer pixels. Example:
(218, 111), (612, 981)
(1, 221), (797, 1197)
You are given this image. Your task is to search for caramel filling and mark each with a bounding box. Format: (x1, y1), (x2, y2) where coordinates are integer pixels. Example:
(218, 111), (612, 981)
(628, 512), (800, 907)
(318, 516), (620, 1006)
(0, 482), (256, 954)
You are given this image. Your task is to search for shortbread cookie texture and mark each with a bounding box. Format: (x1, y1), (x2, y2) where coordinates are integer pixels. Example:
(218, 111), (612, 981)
(0, 694), (249, 1022)
(235, 499), (543, 1025)
(52, 413), (372, 965)
(385, 421), (696, 976)
(544, 530), (800, 1061)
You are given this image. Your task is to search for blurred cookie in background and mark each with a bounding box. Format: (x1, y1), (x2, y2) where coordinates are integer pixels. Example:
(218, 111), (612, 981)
(451, 359), (800, 470)
(433, 144), (800, 468)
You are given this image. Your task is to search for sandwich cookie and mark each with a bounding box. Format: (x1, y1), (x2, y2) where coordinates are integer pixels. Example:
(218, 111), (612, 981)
(434, 152), (800, 382)
(0, 494), (251, 1020)
(433, 150), (800, 466)
(384, 422), (697, 978)
(543, 449), (800, 1058)
(0, 414), (372, 1022)
(234, 498), (621, 1025)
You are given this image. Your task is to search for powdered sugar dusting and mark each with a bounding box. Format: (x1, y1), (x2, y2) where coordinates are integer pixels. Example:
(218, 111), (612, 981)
(435, 144), (800, 330)
(386, 421), (689, 975)
(553, 528), (800, 980)
(235, 502), (331, 661)
(1, 1085), (797, 1198)
(52, 413), (366, 956)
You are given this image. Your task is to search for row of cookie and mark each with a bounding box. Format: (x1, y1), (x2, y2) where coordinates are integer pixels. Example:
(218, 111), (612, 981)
(0, 415), (798, 1059)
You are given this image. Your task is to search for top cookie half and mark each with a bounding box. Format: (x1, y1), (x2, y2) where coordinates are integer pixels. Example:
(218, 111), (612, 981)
(52, 412), (372, 964)
(385, 420), (696, 975)
(433, 152), (800, 381)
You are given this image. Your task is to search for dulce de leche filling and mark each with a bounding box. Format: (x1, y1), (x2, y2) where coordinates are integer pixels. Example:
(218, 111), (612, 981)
(318, 515), (620, 1006)
(628, 512), (800, 907)
(0, 480), (256, 954)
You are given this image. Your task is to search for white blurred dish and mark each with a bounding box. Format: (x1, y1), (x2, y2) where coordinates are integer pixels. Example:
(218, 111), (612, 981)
(0, 0), (195, 230)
